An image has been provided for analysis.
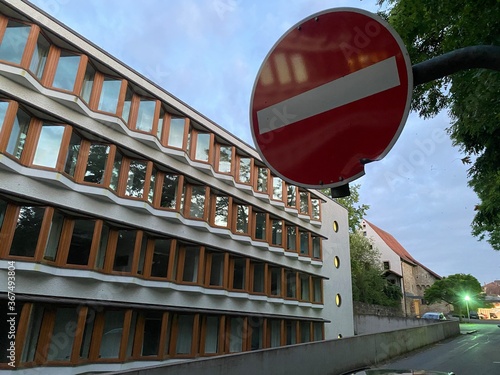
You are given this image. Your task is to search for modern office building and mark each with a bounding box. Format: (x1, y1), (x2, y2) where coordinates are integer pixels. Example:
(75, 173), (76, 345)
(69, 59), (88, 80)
(0, 0), (353, 373)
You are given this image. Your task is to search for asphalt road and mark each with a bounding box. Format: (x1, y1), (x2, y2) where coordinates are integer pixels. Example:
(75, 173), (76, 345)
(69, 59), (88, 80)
(379, 322), (500, 375)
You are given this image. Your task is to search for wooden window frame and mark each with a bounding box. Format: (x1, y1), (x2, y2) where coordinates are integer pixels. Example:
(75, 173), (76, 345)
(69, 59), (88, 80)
(285, 269), (298, 300)
(175, 243), (205, 285)
(76, 141), (115, 187)
(235, 154), (254, 185)
(228, 256), (249, 292)
(103, 228), (143, 275)
(42, 46), (88, 95)
(285, 225), (299, 253)
(209, 193), (232, 228)
(267, 266), (283, 298)
(151, 171), (183, 212)
(312, 235), (322, 260)
(285, 183), (299, 209)
(199, 315), (223, 356)
(298, 190), (310, 215)
(251, 211), (268, 242)
(312, 277), (324, 304)
(214, 143), (235, 175)
(0, 100), (18, 152)
(0, 19), (39, 70)
(271, 175), (284, 202)
(89, 72), (128, 116)
(161, 115), (189, 150)
(224, 316), (248, 353)
(131, 311), (167, 360)
(231, 203), (251, 236)
(249, 261), (267, 295)
(269, 217), (284, 248)
(182, 183), (210, 221)
(298, 230), (311, 257)
(188, 127), (214, 164)
(142, 237), (175, 280)
(118, 158), (153, 202)
(298, 273), (312, 303)
(127, 96), (161, 135)
(168, 313), (200, 358)
(204, 251), (229, 289)
(310, 197), (322, 221)
(253, 164), (270, 195)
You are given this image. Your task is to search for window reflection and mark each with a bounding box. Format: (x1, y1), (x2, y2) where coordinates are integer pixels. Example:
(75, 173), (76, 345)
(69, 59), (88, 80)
(29, 33), (49, 79)
(109, 150), (123, 192)
(6, 108), (30, 160)
(160, 173), (179, 209)
(194, 132), (210, 162)
(218, 146), (232, 173)
(256, 167), (268, 193)
(84, 144), (109, 184)
(168, 117), (185, 148)
(66, 219), (95, 265)
(0, 101), (9, 133)
(271, 219), (283, 246)
(125, 160), (147, 198)
(80, 63), (95, 104)
(9, 206), (45, 257)
(33, 124), (64, 168)
(311, 199), (320, 219)
(189, 186), (206, 219)
(64, 132), (81, 177)
(0, 21), (31, 64)
(52, 51), (80, 91)
(99, 310), (124, 358)
(121, 87), (133, 123)
(254, 212), (266, 240)
(151, 238), (171, 278)
(136, 99), (156, 132)
(287, 185), (296, 207)
(113, 229), (136, 272)
(272, 177), (282, 200)
(214, 196), (229, 227)
(235, 204), (248, 234)
(98, 76), (121, 113)
(238, 157), (251, 183)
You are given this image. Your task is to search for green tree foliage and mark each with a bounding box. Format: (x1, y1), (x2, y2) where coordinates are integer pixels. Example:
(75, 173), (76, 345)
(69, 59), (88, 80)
(377, 0), (500, 250)
(331, 184), (370, 233)
(350, 232), (401, 307)
(424, 273), (485, 314)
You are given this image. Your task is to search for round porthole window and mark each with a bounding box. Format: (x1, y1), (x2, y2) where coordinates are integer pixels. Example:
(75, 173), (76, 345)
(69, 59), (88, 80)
(333, 221), (339, 232)
(337, 334), (343, 339)
(334, 256), (340, 268)
(335, 294), (342, 307)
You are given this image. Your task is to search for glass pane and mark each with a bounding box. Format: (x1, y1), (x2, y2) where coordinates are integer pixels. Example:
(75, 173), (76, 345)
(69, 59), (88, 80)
(43, 211), (64, 261)
(142, 314), (162, 356)
(64, 131), (81, 176)
(272, 177), (282, 200)
(249, 317), (263, 350)
(299, 192), (309, 214)
(6, 108), (30, 159)
(148, 169), (156, 204)
(253, 263), (265, 293)
(176, 314), (194, 354)
(287, 185), (296, 207)
(151, 239), (171, 278)
(121, 88), (133, 123)
(209, 253), (224, 287)
(113, 229), (136, 272)
(66, 219), (95, 265)
(286, 321), (296, 345)
(218, 146), (232, 173)
(84, 144), (109, 184)
(109, 151), (123, 191)
(189, 186), (206, 219)
(300, 321), (311, 343)
(9, 206), (45, 257)
(33, 124), (65, 168)
(238, 157), (251, 183)
(214, 196), (229, 227)
(156, 108), (165, 140)
(300, 232), (309, 256)
(232, 258), (245, 290)
(254, 212), (266, 240)
(0, 199), (7, 230)
(256, 167), (268, 192)
(311, 199), (320, 219)
(98, 77), (121, 113)
(182, 246), (199, 283)
(125, 160), (147, 198)
(99, 310), (124, 359)
(287, 227), (297, 251)
(80, 63), (95, 103)
(269, 320), (281, 348)
(21, 305), (44, 362)
(52, 51), (80, 91)
(271, 220), (283, 246)
(204, 316), (219, 354)
(0, 101), (9, 134)
(80, 309), (95, 359)
(47, 307), (77, 361)
(313, 322), (323, 341)
(0, 21), (31, 64)
(235, 205), (248, 233)
(29, 33), (49, 79)
(160, 174), (178, 209)
(286, 271), (296, 299)
(270, 268), (281, 296)
(229, 318), (243, 352)
(313, 278), (322, 303)
(167, 117), (185, 148)
(136, 99), (156, 132)
(95, 224), (109, 269)
(194, 132), (210, 161)
(312, 236), (321, 258)
(300, 275), (310, 301)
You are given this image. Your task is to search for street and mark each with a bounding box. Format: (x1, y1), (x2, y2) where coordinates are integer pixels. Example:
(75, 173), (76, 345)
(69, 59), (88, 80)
(380, 322), (500, 374)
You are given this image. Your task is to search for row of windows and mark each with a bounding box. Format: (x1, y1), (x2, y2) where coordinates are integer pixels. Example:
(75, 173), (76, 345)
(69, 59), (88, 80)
(0, 200), (324, 302)
(0, 16), (323, 216)
(0, 302), (324, 368)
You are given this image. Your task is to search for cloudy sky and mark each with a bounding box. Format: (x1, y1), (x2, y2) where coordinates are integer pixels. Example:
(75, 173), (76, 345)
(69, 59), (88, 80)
(28, 0), (500, 285)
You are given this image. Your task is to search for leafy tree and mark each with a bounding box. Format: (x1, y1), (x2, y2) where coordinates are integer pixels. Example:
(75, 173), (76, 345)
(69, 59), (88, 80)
(424, 273), (486, 316)
(377, 0), (500, 250)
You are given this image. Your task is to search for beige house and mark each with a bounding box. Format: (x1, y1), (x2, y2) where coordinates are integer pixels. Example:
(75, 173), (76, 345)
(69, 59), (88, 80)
(361, 220), (451, 317)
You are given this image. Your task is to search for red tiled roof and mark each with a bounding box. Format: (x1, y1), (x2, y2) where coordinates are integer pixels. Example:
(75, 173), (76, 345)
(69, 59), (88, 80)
(364, 219), (441, 279)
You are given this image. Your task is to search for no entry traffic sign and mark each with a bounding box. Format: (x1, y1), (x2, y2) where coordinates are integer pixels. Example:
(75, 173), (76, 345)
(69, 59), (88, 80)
(250, 8), (413, 188)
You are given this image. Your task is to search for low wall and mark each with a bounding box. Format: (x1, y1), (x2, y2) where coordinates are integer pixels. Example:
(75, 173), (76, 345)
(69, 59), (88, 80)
(108, 321), (459, 375)
(354, 314), (436, 335)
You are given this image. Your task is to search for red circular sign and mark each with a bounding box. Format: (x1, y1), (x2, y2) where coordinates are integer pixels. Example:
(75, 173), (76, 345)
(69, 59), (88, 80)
(250, 8), (412, 188)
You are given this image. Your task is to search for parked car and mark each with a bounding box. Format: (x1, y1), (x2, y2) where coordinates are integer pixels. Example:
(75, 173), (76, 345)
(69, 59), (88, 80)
(469, 311), (479, 319)
(421, 312), (447, 321)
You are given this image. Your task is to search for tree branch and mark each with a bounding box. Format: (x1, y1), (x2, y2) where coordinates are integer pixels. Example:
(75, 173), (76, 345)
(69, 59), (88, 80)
(412, 45), (500, 86)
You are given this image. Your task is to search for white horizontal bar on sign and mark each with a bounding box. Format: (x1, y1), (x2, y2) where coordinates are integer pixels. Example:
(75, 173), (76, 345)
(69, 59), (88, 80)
(257, 56), (401, 134)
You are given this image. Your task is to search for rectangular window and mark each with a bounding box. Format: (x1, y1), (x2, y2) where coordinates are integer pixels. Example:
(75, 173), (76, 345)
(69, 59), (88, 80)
(311, 198), (321, 220)
(113, 229), (137, 272)
(32, 124), (65, 168)
(99, 310), (125, 359)
(271, 219), (283, 246)
(52, 51), (80, 91)
(160, 173), (179, 209)
(0, 101), (9, 133)
(285, 321), (297, 345)
(167, 117), (185, 148)
(286, 185), (297, 207)
(269, 267), (281, 296)
(286, 270), (297, 299)
(252, 262), (265, 293)
(188, 185), (206, 219)
(98, 76), (121, 113)
(0, 21), (31, 64)
(299, 231), (310, 256)
(109, 150), (123, 192)
(181, 246), (200, 283)
(312, 236), (321, 259)
(6, 108), (30, 160)
(238, 157), (251, 184)
(64, 131), (81, 177)
(268, 319), (281, 348)
(148, 169), (156, 204)
(95, 223), (109, 269)
(21, 305), (44, 363)
(300, 274), (310, 301)
(256, 167), (268, 193)
(299, 191), (309, 214)
(194, 132), (210, 162)
(80, 63), (95, 104)
(29, 33), (49, 79)
(44, 211), (64, 261)
(83, 144), (109, 184)
(231, 257), (246, 290)
(121, 88), (133, 124)
(208, 252), (224, 287)
(150, 239), (171, 278)
(80, 308), (95, 359)
(229, 318), (243, 352)
(66, 219), (95, 266)
(141, 313), (162, 356)
(9, 206), (45, 258)
(0, 199), (8, 230)
(136, 99), (156, 133)
(254, 212), (267, 241)
(249, 317), (264, 350)
(313, 322), (323, 341)
(272, 177), (282, 200)
(46, 307), (78, 361)
(213, 195), (229, 227)
(300, 321), (311, 343)
(203, 316), (219, 354)
(313, 278), (322, 303)
(235, 204), (248, 234)
(217, 145), (232, 173)
(125, 160), (147, 198)
(286, 226), (297, 252)
(175, 314), (194, 355)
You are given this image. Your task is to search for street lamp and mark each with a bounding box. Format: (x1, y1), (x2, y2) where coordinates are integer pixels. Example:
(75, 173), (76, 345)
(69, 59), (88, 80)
(465, 295), (470, 323)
